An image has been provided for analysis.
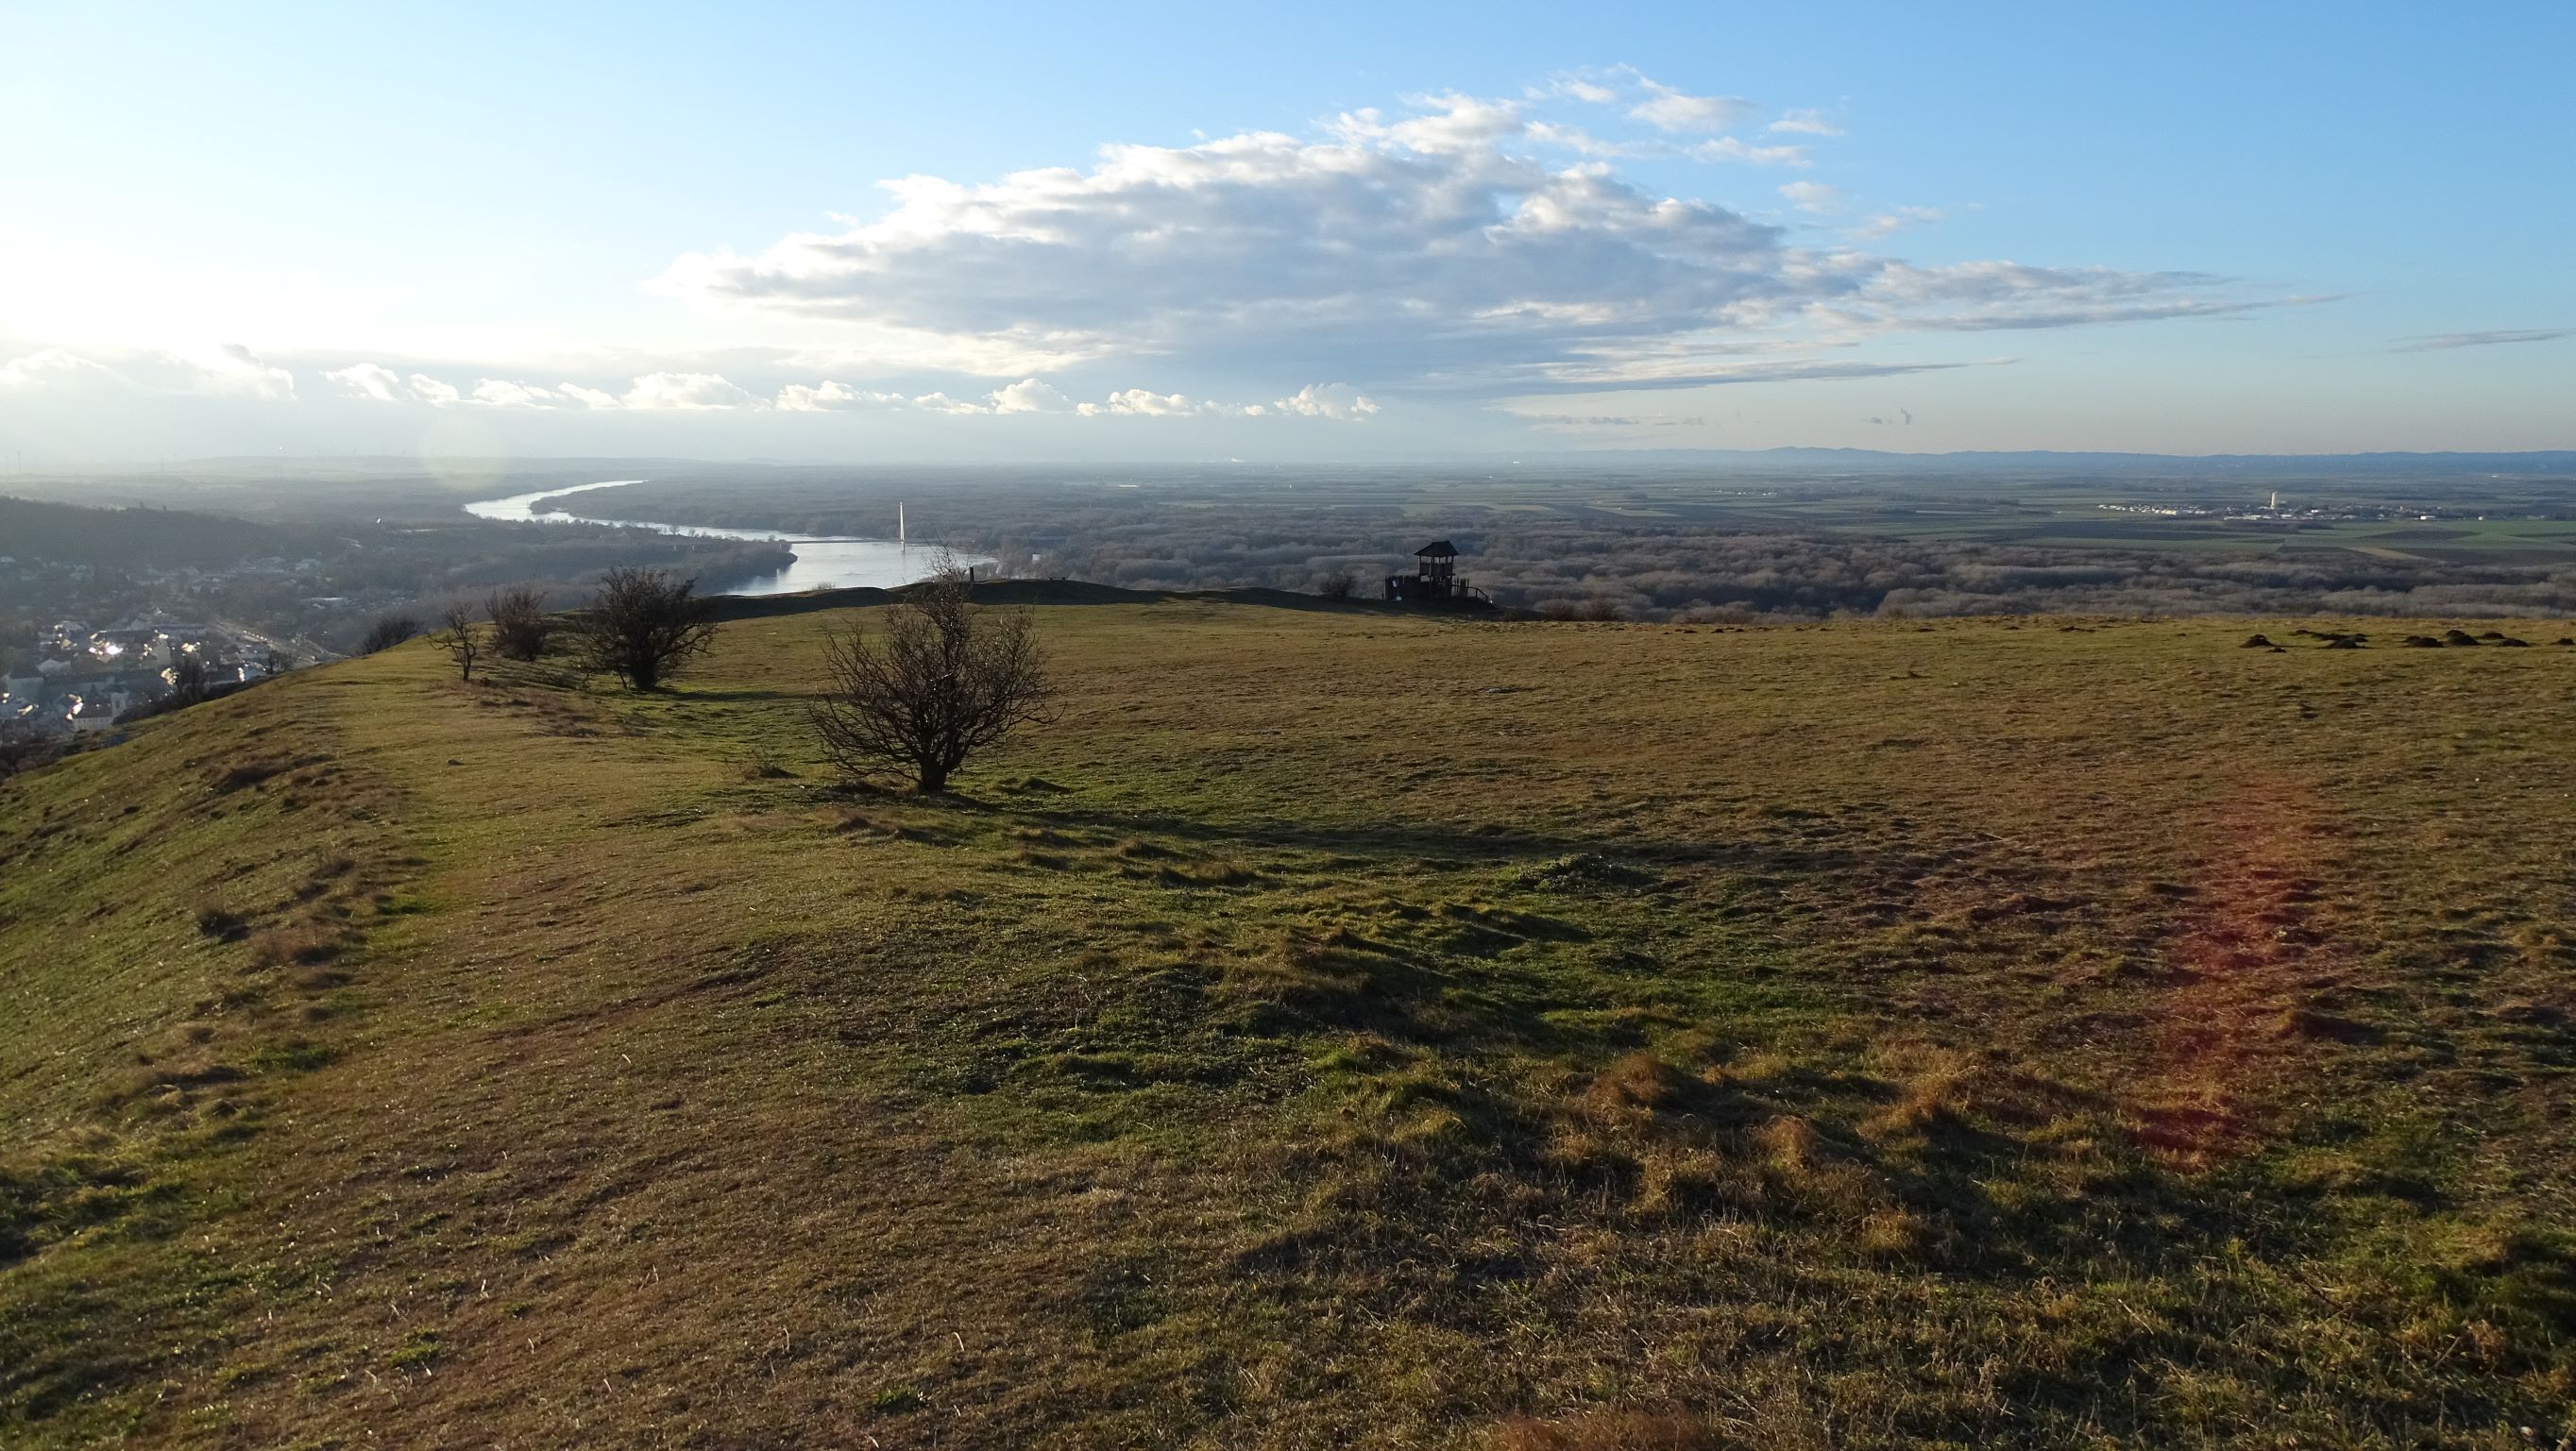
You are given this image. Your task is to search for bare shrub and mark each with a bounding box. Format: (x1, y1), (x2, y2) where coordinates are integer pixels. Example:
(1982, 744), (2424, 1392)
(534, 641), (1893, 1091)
(193, 898), (247, 940)
(809, 570), (1055, 793)
(1315, 569), (1357, 599)
(483, 583), (554, 661)
(574, 567), (720, 691)
(434, 599), (481, 682)
(359, 614), (421, 654)
(0, 720), (59, 781)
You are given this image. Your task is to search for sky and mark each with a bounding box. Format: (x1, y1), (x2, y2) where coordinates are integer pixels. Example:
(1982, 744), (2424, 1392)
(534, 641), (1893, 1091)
(2, 0), (2571, 464)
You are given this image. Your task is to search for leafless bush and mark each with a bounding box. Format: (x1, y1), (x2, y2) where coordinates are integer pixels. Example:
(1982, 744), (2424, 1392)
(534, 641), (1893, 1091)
(434, 599), (481, 681)
(810, 571), (1055, 792)
(574, 567), (720, 691)
(483, 583), (554, 661)
(359, 614), (420, 654)
(0, 719), (58, 780)
(1315, 569), (1357, 599)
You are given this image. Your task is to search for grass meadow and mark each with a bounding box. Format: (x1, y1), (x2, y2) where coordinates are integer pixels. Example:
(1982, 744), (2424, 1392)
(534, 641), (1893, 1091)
(5, 593), (2576, 1447)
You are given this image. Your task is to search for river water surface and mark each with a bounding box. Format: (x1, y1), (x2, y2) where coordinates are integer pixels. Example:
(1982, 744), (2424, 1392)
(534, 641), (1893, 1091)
(464, 480), (988, 596)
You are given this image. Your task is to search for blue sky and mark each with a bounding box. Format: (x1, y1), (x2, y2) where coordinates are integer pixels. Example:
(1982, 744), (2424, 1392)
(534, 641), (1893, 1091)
(3, 0), (2570, 461)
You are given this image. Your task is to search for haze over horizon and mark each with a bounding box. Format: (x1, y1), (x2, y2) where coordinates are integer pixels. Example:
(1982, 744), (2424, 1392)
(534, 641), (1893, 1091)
(5, 1), (2570, 465)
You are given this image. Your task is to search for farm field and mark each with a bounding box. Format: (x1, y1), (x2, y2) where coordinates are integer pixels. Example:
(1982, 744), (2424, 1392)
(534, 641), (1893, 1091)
(6, 591), (2576, 1447)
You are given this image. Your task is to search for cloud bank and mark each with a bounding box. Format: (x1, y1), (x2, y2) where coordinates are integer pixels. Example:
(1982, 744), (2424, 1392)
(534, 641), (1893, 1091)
(658, 78), (2272, 396)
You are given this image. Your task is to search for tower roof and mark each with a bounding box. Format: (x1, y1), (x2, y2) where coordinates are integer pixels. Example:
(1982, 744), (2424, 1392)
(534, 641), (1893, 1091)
(1415, 540), (1458, 558)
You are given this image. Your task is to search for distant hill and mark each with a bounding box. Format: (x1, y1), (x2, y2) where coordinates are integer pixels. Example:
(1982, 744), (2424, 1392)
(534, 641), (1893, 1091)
(1522, 447), (2576, 477)
(0, 495), (303, 567)
(6, 598), (2576, 1445)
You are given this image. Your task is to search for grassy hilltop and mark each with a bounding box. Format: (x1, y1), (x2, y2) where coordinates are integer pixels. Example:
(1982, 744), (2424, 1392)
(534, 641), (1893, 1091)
(5, 593), (2576, 1448)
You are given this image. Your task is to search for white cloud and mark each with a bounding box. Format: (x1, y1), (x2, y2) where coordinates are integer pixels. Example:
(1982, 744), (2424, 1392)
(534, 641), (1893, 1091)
(0, 347), (121, 387)
(1628, 78), (1754, 134)
(1095, 388), (1212, 417)
(1769, 109), (1844, 136)
(1778, 181), (1844, 213)
(321, 361), (408, 402)
(662, 89), (2246, 400)
(1691, 137), (1809, 166)
(405, 373), (464, 407)
(182, 345), (297, 400)
(321, 363), (463, 406)
(1848, 206), (1946, 239)
(326, 364), (759, 410)
(775, 380), (913, 412)
(468, 379), (563, 408)
(1268, 382), (1381, 419)
(988, 377), (1073, 413)
(5, 343), (294, 399)
(618, 371), (759, 410)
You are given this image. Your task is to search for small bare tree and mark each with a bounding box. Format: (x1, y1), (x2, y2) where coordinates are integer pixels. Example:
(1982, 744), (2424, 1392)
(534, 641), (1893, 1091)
(576, 567), (720, 690)
(1315, 569), (1357, 600)
(360, 613), (421, 654)
(435, 599), (481, 681)
(810, 571), (1054, 793)
(483, 583), (553, 661)
(0, 719), (56, 781)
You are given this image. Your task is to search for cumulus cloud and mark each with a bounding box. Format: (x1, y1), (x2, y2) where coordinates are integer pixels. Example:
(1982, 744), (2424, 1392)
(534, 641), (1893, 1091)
(1268, 382), (1381, 419)
(988, 377), (1074, 413)
(468, 379), (565, 408)
(327, 364), (760, 410)
(188, 345), (297, 400)
(659, 86), (2246, 400)
(618, 371), (758, 410)
(0, 347), (120, 387)
(775, 380), (913, 412)
(7, 343), (295, 399)
(1093, 388), (1210, 417)
(321, 362), (409, 402)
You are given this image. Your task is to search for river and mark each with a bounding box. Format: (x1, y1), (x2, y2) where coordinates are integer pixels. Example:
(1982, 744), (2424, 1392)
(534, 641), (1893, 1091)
(463, 480), (991, 596)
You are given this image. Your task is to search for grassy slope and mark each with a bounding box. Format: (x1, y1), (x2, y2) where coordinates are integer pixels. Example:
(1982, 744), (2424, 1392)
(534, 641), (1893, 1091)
(5, 599), (2575, 1448)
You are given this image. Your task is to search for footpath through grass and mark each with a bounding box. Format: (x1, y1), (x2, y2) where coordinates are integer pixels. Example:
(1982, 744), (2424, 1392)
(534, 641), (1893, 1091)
(4, 599), (2575, 1448)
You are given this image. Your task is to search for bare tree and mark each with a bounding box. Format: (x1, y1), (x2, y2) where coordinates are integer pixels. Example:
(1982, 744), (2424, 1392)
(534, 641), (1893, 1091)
(169, 652), (213, 700)
(810, 571), (1054, 793)
(360, 613), (421, 654)
(0, 719), (56, 781)
(575, 567), (720, 691)
(1315, 569), (1357, 600)
(483, 583), (554, 661)
(435, 599), (482, 682)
